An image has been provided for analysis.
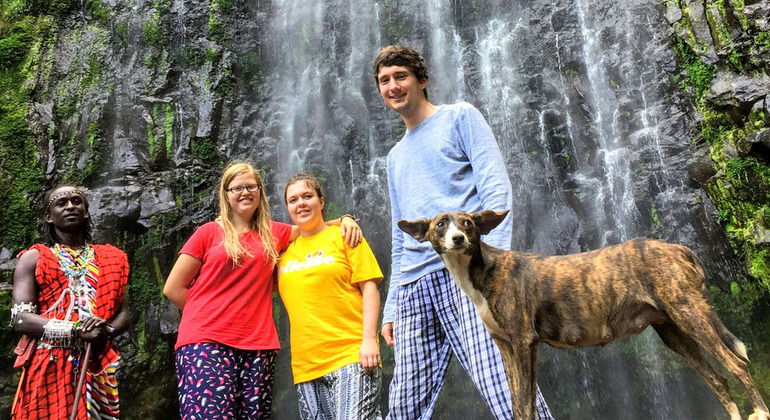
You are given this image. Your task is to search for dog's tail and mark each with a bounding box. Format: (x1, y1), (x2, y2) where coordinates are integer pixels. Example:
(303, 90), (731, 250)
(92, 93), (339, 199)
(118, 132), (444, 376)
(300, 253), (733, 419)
(685, 248), (751, 363)
(711, 313), (749, 363)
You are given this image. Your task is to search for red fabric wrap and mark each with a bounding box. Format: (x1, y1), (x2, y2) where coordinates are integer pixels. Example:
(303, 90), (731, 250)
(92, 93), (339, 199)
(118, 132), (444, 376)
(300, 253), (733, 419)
(13, 243), (128, 420)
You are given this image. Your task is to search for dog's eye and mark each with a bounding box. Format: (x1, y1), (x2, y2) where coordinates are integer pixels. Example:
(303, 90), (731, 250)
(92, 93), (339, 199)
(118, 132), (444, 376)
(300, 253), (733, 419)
(435, 221), (444, 227)
(463, 220), (472, 227)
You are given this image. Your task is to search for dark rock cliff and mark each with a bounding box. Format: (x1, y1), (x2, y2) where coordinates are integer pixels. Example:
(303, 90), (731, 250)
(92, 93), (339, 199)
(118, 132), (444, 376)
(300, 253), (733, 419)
(0, 0), (768, 418)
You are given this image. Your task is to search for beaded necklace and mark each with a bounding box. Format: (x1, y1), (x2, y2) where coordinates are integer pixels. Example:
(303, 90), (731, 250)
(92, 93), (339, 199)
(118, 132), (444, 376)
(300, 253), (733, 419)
(41, 243), (97, 375)
(48, 243), (96, 321)
(56, 244), (92, 277)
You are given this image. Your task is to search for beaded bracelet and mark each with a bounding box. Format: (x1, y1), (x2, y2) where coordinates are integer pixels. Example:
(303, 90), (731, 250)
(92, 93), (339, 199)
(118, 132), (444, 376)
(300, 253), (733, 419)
(41, 319), (76, 348)
(11, 302), (38, 324)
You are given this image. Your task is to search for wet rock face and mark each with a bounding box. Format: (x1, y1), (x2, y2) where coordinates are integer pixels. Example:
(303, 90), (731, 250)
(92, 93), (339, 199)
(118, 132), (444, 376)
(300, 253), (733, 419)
(704, 71), (770, 115)
(5, 0), (769, 418)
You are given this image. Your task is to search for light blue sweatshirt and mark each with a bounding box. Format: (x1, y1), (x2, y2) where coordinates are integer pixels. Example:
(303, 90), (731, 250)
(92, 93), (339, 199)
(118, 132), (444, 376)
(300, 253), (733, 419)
(383, 102), (513, 323)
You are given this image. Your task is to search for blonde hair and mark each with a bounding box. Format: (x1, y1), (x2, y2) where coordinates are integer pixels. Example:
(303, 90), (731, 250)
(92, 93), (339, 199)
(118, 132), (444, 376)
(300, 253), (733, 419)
(218, 162), (279, 266)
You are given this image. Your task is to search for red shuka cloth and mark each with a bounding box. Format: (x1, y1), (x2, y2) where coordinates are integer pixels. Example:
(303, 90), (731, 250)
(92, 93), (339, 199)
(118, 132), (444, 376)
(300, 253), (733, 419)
(13, 243), (128, 420)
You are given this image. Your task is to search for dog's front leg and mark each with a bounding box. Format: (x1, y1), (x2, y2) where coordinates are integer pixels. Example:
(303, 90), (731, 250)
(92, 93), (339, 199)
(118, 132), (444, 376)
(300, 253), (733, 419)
(495, 337), (538, 420)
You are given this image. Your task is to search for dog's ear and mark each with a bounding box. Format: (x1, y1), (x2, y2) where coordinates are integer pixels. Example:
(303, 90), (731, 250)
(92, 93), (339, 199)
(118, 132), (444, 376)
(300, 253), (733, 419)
(473, 210), (510, 235)
(397, 219), (432, 242)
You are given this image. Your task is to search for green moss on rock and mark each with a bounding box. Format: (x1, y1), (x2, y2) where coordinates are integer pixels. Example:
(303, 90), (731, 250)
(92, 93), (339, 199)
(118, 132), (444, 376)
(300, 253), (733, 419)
(670, 36), (717, 102)
(0, 16), (48, 252)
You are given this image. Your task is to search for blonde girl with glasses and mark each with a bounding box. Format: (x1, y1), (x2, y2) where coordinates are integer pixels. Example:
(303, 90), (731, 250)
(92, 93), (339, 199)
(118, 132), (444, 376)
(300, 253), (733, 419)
(164, 162), (361, 419)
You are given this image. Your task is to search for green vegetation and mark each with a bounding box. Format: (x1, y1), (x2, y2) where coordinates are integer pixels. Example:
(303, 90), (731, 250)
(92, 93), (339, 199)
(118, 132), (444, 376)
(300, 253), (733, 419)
(80, 121), (102, 181)
(147, 117), (158, 159)
(85, 0), (110, 23)
(729, 49), (744, 71)
(670, 3), (770, 296)
(727, 0), (749, 30)
(651, 206), (661, 228)
(2, 0), (74, 18)
(129, 210), (182, 308)
(700, 112), (770, 290)
(204, 47), (220, 62)
(758, 32), (770, 51)
(0, 24), (32, 68)
(239, 51), (262, 91)
(141, 11), (162, 47)
(182, 46), (203, 68)
(207, 14), (223, 41)
(670, 36), (716, 102)
(191, 137), (219, 163)
(164, 103), (174, 157)
(708, 156), (770, 289)
(214, 0), (232, 14)
(669, 8), (770, 407)
(207, 0), (231, 42)
(705, 0), (733, 50)
(114, 21), (128, 44)
(145, 103), (174, 160)
(216, 67), (235, 99)
(0, 4), (68, 413)
(0, 14), (47, 252)
(153, 0), (171, 14)
(120, 312), (177, 418)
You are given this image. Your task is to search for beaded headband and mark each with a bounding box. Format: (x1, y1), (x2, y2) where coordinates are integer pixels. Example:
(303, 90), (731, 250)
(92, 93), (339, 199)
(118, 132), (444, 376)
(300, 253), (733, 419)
(46, 189), (86, 209)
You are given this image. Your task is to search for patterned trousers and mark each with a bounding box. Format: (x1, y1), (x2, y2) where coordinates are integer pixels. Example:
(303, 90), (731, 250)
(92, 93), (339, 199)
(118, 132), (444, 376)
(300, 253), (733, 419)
(296, 363), (383, 420)
(387, 268), (554, 420)
(175, 342), (277, 419)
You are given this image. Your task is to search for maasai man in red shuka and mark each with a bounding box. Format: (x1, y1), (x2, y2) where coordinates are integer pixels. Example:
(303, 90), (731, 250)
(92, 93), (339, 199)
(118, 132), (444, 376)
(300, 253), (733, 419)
(11, 185), (132, 420)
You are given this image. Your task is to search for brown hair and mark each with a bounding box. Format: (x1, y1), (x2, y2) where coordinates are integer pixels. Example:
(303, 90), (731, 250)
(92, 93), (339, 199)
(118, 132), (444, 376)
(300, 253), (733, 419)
(284, 173), (326, 217)
(218, 162), (278, 266)
(372, 45), (429, 99)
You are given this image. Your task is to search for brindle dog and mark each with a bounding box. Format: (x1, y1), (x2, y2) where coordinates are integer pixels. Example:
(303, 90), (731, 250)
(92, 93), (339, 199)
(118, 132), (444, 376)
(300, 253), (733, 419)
(398, 210), (769, 420)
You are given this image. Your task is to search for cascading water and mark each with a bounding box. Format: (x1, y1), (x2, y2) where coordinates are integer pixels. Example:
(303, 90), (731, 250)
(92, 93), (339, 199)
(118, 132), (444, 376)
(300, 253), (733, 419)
(4, 0), (768, 416)
(245, 0), (732, 418)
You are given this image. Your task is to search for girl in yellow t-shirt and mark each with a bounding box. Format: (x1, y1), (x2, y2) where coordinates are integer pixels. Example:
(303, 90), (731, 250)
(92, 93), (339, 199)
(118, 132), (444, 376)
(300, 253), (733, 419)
(278, 173), (383, 420)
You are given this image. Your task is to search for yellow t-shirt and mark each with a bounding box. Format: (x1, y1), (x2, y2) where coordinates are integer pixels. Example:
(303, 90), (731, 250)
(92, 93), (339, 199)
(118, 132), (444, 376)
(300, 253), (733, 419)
(278, 225), (383, 384)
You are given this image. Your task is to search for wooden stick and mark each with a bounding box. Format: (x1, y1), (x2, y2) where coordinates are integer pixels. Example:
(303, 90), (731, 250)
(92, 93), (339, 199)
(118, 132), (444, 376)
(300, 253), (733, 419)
(11, 368), (27, 416)
(69, 342), (92, 420)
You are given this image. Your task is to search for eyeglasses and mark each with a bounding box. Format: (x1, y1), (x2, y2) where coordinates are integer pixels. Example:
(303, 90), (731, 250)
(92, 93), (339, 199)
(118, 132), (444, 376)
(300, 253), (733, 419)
(226, 184), (261, 194)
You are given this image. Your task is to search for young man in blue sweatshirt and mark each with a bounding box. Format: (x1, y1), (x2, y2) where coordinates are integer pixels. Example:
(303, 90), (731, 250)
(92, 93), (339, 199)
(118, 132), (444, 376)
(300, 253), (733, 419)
(374, 45), (554, 419)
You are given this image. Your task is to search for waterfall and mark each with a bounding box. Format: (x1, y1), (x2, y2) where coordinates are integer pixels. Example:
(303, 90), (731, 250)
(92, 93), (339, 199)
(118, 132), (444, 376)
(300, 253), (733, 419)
(219, 0), (725, 417)
(5, 0), (767, 416)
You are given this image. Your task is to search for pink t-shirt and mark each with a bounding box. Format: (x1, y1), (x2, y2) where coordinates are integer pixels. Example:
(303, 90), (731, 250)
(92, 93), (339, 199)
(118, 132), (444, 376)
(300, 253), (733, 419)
(175, 220), (292, 351)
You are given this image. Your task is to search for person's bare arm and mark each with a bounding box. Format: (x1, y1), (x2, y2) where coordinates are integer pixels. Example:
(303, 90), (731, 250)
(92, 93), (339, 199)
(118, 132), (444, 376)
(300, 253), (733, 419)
(12, 249), (47, 338)
(163, 254), (203, 310)
(329, 216), (362, 247)
(358, 280), (381, 373)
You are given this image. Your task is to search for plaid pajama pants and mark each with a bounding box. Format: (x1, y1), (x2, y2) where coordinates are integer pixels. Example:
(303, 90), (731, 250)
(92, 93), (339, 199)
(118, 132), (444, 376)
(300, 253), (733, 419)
(387, 268), (554, 420)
